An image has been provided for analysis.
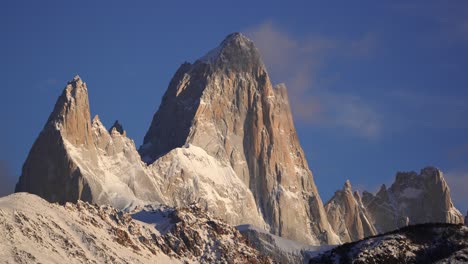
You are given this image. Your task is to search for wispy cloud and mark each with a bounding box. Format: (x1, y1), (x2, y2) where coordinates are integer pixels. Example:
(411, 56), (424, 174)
(0, 160), (15, 197)
(245, 21), (381, 139)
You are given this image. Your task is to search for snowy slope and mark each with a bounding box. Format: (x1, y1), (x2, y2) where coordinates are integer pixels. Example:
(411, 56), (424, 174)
(0, 193), (271, 264)
(237, 224), (335, 263)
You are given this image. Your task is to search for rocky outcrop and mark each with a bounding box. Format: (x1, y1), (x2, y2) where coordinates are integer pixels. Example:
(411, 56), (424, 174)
(465, 211), (467, 226)
(325, 180), (377, 243)
(140, 32), (338, 245)
(362, 167), (464, 233)
(0, 192), (271, 263)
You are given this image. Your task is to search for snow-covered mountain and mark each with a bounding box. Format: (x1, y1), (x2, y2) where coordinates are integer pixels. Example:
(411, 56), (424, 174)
(0, 192), (271, 263)
(325, 167), (464, 243)
(309, 223), (468, 263)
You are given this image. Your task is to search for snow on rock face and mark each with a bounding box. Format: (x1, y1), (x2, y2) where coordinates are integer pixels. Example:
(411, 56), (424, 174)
(147, 144), (267, 228)
(141, 32), (338, 245)
(361, 167), (464, 234)
(324, 180), (377, 243)
(237, 224), (335, 264)
(309, 223), (468, 264)
(0, 193), (271, 264)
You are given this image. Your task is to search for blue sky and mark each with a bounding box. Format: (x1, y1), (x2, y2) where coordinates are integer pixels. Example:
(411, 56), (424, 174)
(1, 1), (467, 213)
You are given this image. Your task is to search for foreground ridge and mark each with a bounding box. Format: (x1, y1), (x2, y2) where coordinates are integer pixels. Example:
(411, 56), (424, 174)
(0, 193), (271, 263)
(309, 223), (468, 263)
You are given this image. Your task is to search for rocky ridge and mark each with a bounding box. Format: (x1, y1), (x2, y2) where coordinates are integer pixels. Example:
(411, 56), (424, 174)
(325, 167), (464, 244)
(309, 223), (468, 264)
(362, 167), (463, 233)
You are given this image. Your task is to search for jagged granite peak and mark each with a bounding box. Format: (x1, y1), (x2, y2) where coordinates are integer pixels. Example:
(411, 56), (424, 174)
(465, 211), (468, 226)
(362, 166), (464, 233)
(325, 180), (377, 243)
(16, 76), (157, 207)
(16, 75), (97, 203)
(140, 32), (339, 245)
(198, 32), (264, 72)
(109, 120), (126, 136)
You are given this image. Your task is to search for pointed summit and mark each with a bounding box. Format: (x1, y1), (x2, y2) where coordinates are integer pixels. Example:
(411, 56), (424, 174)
(198, 32), (263, 72)
(344, 180), (352, 191)
(45, 75), (93, 146)
(16, 76), (96, 203)
(140, 33), (338, 245)
(109, 120), (125, 135)
(325, 180), (377, 242)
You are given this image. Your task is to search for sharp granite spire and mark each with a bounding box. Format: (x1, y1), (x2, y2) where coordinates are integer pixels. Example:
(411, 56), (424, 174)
(140, 32), (339, 244)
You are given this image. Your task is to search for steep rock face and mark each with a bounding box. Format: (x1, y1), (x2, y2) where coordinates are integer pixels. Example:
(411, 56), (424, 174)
(16, 76), (96, 203)
(141, 33), (338, 245)
(325, 180), (377, 243)
(465, 211), (467, 226)
(362, 167), (464, 233)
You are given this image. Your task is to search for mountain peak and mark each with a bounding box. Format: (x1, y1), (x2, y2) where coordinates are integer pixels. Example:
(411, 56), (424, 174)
(109, 120), (125, 136)
(344, 180), (352, 191)
(198, 32), (263, 72)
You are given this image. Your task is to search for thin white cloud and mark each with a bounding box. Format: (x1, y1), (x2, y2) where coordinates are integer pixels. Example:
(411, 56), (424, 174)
(245, 21), (381, 139)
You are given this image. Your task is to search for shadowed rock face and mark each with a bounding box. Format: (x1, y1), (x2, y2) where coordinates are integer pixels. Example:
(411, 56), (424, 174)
(362, 167), (464, 233)
(140, 33), (338, 245)
(325, 180), (377, 243)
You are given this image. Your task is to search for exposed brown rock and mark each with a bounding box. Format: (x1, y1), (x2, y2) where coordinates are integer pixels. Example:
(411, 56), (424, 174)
(16, 76), (95, 204)
(325, 180), (377, 243)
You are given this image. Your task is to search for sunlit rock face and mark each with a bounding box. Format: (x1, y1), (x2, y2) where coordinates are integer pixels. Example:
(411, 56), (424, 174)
(141, 32), (338, 245)
(362, 167), (464, 233)
(325, 180), (377, 243)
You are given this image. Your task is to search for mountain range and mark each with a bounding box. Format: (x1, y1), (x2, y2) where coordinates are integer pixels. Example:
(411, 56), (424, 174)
(6, 32), (465, 263)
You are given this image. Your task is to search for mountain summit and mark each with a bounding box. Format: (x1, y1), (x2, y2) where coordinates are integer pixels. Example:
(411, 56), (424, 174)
(140, 33), (338, 244)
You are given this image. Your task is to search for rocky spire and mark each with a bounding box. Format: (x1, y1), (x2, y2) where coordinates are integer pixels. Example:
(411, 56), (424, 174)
(140, 33), (338, 245)
(109, 120), (125, 136)
(16, 75), (96, 203)
(325, 180), (377, 242)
